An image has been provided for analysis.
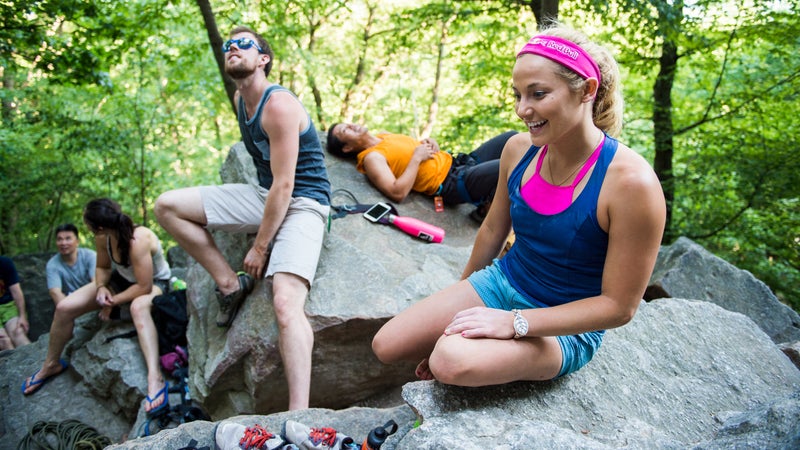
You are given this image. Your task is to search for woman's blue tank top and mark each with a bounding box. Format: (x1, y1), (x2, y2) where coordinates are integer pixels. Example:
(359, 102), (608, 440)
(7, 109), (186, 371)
(498, 135), (618, 308)
(238, 85), (331, 206)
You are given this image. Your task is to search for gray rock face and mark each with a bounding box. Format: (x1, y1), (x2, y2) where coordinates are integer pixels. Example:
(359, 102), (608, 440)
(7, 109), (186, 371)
(10, 252), (54, 341)
(3, 141), (799, 449)
(647, 236), (800, 344)
(399, 298), (800, 449)
(102, 298), (800, 449)
(188, 142), (480, 417)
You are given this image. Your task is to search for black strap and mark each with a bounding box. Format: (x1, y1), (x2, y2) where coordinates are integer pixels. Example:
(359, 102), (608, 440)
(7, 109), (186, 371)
(330, 189), (398, 224)
(104, 329), (138, 343)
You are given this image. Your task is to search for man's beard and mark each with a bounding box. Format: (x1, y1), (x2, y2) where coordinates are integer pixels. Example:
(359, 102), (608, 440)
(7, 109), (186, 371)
(225, 61), (258, 80)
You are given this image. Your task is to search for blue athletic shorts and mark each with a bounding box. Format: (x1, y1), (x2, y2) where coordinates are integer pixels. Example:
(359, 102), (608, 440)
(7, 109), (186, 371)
(467, 259), (604, 378)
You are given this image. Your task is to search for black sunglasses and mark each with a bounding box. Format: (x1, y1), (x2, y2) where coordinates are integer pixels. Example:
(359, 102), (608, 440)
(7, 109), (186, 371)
(222, 38), (264, 53)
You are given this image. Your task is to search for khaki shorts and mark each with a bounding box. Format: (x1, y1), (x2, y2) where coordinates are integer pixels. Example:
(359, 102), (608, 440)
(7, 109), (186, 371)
(200, 184), (329, 285)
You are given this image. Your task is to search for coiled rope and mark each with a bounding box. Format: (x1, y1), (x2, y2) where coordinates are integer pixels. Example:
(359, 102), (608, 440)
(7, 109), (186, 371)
(17, 419), (111, 450)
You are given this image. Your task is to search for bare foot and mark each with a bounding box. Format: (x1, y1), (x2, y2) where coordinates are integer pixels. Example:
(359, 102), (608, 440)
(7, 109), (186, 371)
(415, 358), (435, 380)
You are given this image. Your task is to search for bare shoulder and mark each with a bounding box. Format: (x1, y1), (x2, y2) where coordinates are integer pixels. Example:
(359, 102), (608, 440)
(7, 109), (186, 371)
(607, 143), (662, 193)
(262, 89), (305, 131)
(506, 132), (532, 153)
(600, 142), (666, 229)
(133, 226), (159, 251)
(500, 132), (532, 168)
(361, 150), (388, 170)
(263, 89), (302, 116)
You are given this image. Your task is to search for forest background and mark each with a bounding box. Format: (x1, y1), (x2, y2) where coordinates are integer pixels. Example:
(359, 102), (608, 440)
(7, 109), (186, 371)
(1, 0), (798, 311)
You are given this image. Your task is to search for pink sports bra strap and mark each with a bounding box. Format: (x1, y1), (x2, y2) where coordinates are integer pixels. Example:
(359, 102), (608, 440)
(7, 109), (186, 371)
(520, 136), (606, 215)
(570, 137), (603, 187)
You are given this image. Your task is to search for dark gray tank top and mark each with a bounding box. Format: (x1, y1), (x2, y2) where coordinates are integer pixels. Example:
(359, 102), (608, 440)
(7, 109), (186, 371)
(237, 85), (331, 206)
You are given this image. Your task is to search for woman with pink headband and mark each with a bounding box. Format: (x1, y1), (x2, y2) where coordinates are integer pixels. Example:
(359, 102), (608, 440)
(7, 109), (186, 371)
(373, 24), (666, 386)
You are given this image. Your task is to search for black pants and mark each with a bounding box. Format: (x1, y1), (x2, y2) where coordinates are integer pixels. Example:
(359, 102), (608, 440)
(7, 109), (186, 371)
(440, 130), (518, 205)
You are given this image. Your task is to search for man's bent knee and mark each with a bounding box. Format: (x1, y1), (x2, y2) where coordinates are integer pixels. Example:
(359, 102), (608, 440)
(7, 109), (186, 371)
(153, 191), (178, 221)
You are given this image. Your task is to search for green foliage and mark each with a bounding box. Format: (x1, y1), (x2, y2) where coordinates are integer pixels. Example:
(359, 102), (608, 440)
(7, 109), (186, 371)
(1, 0), (797, 312)
(1, 0), (235, 253)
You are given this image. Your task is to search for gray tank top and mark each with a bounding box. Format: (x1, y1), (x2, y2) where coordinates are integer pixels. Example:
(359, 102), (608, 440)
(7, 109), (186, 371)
(237, 84), (331, 206)
(107, 234), (171, 283)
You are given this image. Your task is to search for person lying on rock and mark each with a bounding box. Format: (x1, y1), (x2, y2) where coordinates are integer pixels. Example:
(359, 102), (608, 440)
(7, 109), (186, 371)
(23, 198), (172, 418)
(155, 25), (331, 411)
(372, 23), (666, 385)
(326, 123), (518, 223)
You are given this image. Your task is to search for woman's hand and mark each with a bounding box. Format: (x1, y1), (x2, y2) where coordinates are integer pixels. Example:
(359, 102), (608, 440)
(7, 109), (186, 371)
(96, 285), (114, 308)
(419, 138), (440, 153)
(443, 306), (516, 339)
(412, 142), (437, 162)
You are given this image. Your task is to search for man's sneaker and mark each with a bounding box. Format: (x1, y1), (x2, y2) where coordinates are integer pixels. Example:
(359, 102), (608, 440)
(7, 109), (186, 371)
(215, 422), (287, 450)
(215, 271), (255, 327)
(283, 420), (357, 450)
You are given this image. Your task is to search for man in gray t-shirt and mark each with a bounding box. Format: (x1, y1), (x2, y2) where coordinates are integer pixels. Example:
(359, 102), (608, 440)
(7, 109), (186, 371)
(46, 223), (96, 304)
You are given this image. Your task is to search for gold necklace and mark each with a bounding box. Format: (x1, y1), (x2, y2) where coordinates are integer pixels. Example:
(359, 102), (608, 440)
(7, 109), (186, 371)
(545, 134), (603, 186)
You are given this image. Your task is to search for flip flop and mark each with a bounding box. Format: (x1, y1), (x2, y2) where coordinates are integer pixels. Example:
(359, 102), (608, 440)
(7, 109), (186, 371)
(21, 359), (69, 396)
(145, 381), (169, 417)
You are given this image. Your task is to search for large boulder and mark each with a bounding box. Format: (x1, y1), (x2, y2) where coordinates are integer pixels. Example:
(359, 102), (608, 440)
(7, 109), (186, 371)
(647, 237), (800, 344)
(11, 252), (54, 341)
(187, 142), (481, 417)
(4, 140), (799, 449)
(107, 298), (800, 449)
(399, 298), (800, 448)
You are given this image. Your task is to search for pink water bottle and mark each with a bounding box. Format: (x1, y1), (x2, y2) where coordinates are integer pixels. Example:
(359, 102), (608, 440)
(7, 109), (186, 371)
(387, 214), (445, 243)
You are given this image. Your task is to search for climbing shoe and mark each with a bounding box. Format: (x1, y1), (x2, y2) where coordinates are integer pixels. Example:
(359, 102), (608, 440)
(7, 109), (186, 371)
(215, 271), (255, 327)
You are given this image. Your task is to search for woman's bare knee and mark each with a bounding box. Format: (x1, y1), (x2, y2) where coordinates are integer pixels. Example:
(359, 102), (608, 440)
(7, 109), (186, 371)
(371, 329), (397, 364)
(427, 341), (470, 385)
(129, 297), (151, 320)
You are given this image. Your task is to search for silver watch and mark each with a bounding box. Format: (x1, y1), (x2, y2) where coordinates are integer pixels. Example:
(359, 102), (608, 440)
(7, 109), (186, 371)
(512, 309), (528, 339)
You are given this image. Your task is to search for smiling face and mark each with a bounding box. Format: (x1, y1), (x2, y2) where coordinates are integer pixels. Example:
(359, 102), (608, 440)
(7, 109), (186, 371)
(512, 54), (587, 147)
(332, 123), (369, 152)
(224, 32), (270, 80)
(56, 231), (79, 257)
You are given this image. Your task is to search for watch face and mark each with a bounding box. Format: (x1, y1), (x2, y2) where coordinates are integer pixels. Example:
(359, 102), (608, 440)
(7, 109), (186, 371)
(514, 310), (528, 337)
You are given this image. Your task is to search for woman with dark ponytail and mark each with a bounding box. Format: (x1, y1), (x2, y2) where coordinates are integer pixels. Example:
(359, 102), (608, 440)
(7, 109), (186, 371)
(23, 198), (173, 418)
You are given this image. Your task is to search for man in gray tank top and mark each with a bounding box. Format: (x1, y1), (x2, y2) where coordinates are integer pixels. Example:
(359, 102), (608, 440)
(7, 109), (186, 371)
(155, 25), (331, 412)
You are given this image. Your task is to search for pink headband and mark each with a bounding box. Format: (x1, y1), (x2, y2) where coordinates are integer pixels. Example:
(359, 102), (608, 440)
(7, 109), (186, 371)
(516, 35), (601, 84)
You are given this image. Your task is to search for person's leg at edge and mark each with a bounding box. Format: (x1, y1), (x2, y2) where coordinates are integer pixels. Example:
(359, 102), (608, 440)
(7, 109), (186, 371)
(271, 272), (313, 410)
(154, 187), (239, 295)
(0, 327), (13, 350)
(6, 316), (31, 347)
(130, 289), (166, 412)
(23, 282), (99, 393)
(372, 279), (485, 379)
(469, 130), (518, 163)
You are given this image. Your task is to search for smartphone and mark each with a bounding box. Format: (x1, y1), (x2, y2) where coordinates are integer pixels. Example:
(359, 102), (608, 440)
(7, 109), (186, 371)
(363, 202), (392, 222)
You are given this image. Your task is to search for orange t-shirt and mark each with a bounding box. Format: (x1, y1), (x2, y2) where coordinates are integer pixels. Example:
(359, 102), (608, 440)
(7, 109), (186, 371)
(355, 133), (452, 195)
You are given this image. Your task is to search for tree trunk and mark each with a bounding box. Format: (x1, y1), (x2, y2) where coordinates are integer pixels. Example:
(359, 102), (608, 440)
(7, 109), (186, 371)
(341, 4), (377, 122)
(653, 38), (678, 243)
(421, 17), (453, 139)
(195, 0), (237, 116)
(307, 18), (325, 129)
(529, 0), (559, 28)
